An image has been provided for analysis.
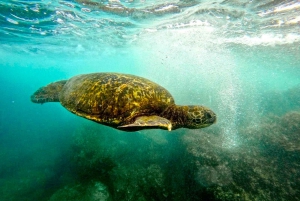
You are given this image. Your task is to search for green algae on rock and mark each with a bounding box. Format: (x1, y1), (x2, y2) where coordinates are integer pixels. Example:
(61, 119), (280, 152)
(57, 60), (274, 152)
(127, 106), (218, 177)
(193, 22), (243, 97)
(49, 181), (111, 201)
(49, 110), (300, 201)
(181, 111), (300, 201)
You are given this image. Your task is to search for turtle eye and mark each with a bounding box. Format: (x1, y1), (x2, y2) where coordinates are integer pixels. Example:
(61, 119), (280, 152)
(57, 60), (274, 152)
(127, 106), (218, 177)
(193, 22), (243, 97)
(206, 112), (212, 119)
(205, 111), (216, 124)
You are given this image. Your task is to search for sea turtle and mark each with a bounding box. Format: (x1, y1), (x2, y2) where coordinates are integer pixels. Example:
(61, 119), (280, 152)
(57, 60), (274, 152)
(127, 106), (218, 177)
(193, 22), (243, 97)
(31, 73), (216, 131)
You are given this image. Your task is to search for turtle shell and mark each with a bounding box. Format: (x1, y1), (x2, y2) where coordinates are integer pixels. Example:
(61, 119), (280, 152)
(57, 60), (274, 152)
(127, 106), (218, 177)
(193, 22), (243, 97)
(59, 73), (175, 127)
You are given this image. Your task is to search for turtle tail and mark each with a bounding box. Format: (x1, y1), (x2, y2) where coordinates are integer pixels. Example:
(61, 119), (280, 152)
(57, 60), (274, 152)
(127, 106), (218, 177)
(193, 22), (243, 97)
(31, 80), (67, 104)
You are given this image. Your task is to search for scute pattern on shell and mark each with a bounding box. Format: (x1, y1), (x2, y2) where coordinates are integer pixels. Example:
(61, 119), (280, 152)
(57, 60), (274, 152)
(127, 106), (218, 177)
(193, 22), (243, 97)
(59, 73), (175, 127)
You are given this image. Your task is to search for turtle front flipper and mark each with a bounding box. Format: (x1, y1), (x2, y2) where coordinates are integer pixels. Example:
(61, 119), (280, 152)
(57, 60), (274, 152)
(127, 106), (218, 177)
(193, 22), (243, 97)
(118, 116), (172, 131)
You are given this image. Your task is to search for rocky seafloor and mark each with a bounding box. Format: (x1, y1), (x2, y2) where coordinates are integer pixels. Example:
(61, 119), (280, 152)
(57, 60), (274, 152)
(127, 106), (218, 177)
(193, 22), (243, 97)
(47, 108), (300, 201)
(47, 86), (300, 201)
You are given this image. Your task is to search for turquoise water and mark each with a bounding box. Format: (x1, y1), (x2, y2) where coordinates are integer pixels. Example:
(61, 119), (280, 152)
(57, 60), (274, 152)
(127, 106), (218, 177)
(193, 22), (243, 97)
(1, 0), (300, 200)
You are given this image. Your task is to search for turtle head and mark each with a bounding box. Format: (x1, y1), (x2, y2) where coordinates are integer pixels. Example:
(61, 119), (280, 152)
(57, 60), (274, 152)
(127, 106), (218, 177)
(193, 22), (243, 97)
(183, 105), (216, 129)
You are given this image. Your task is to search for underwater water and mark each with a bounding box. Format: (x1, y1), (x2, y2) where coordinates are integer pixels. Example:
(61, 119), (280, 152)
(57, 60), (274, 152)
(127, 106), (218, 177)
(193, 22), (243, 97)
(1, 0), (300, 200)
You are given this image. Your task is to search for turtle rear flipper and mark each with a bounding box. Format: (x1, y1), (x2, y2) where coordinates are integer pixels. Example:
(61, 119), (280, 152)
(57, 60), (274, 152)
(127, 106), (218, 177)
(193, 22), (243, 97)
(118, 115), (172, 131)
(31, 80), (67, 104)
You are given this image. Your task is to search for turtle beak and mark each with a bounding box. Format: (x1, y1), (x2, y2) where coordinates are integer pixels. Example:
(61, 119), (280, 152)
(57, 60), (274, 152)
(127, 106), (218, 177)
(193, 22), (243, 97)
(205, 110), (217, 124)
